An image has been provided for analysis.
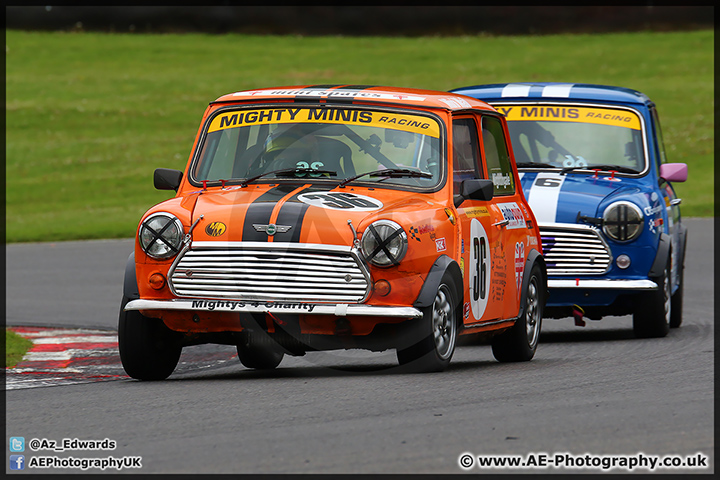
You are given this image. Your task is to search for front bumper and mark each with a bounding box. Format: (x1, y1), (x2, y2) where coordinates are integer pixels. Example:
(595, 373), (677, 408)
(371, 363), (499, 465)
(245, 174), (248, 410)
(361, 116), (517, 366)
(124, 299), (423, 318)
(544, 278), (658, 312)
(549, 279), (658, 290)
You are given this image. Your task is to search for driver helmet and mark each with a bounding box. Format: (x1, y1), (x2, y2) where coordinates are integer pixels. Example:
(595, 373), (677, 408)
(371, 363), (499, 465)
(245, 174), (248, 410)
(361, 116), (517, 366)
(263, 130), (315, 168)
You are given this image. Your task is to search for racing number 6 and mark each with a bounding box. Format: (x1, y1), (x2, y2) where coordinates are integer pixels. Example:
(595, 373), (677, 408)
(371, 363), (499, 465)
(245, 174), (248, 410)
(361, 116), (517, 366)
(469, 218), (491, 320)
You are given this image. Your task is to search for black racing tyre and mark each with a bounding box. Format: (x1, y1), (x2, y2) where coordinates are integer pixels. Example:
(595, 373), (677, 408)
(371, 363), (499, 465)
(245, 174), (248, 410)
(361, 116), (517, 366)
(491, 263), (544, 363)
(669, 259), (684, 329)
(397, 274), (459, 373)
(237, 337), (284, 370)
(633, 259), (671, 338)
(118, 299), (182, 381)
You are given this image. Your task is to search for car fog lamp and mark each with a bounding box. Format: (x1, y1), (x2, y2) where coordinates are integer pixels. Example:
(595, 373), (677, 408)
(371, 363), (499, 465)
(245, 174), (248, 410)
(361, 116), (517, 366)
(602, 201), (643, 242)
(616, 254), (631, 269)
(361, 220), (408, 267)
(374, 280), (391, 296)
(139, 212), (185, 259)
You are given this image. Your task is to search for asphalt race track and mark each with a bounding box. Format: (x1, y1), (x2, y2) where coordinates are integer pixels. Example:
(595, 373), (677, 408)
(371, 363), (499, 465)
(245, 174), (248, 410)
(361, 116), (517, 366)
(5, 218), (714, 474)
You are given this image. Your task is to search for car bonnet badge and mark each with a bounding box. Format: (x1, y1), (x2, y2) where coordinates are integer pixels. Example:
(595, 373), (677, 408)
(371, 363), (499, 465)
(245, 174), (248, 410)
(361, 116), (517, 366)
(253, 224), (292, 236)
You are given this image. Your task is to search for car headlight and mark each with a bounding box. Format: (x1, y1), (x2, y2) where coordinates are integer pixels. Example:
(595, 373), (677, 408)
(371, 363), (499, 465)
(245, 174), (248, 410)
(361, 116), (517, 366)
(139, 212), (185, 259)
(602, 201), (644, 242)
(361, 220), (408, 267)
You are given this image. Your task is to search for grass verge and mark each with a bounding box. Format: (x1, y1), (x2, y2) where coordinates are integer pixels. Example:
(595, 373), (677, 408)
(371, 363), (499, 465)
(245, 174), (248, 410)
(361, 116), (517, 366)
(6, 29), (713, 243)
(5, 329), (34, 368)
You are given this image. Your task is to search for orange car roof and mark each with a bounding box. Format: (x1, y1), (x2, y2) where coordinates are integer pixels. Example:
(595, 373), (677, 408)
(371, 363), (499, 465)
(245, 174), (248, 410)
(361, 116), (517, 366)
(211, 84), (496, 112)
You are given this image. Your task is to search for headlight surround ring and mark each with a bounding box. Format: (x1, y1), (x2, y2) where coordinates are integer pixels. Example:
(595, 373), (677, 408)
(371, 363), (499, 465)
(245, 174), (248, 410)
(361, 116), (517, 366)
(602, 201), (644, 242)
(361, 220), (408, 267)
(139, 212), (185, 259)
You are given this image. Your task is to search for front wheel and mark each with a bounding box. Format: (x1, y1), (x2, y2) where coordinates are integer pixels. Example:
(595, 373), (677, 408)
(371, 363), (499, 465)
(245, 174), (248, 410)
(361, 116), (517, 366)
(633, 260), (671, 338)
(118, 301), (182, 381)
(397, 275), (459, 372)
(491, 264), (544, 362)
(669, 259), (684, 328)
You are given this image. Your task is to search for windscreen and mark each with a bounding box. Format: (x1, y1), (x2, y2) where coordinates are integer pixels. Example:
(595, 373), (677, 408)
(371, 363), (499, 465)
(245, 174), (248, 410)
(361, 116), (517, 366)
(496, 105), (645, 173)
(191, 106), (443, 189)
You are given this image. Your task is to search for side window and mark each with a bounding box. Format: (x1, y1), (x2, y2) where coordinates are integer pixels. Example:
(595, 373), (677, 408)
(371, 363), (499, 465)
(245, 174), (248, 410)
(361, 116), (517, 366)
(452, 118), (481, 197)
(481, 116), (515, 195)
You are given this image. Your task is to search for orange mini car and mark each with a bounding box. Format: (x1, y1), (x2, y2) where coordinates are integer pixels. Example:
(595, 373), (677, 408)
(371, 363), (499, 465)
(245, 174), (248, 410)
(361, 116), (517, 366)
(119, 85), (547, 380)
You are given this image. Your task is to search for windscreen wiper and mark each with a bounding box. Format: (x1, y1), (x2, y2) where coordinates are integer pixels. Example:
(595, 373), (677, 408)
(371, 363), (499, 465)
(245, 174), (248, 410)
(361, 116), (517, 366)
(337, 168), (432, 188)
(560, 164), (639, 176)
(241, 168), (337, 187)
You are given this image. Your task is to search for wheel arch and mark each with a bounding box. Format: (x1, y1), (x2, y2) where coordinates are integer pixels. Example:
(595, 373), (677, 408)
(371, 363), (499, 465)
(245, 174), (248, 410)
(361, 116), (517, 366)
(673, 224), (688, 287)
(516, 249), (547, 321)
(413, 254), (463, 309)
(649, 233), (672, 278)
(123, 252), (139, 303)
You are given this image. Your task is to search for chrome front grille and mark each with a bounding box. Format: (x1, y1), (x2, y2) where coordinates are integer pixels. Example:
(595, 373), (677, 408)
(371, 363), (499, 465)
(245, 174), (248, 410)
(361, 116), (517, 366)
(540, 224), (612, 276)
(169, 242), (370, 303)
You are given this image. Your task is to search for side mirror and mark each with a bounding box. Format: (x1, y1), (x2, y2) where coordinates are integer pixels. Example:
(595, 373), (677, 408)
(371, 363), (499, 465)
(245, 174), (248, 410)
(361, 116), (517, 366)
(659, 163), (687, 183)
(154, 168), (183, 191)
(454, 178), (494, 206)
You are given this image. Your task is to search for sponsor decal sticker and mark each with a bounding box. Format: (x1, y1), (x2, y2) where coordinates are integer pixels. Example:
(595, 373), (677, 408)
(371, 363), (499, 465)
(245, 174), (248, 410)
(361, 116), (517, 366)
(232, 88), (426, 102)
(191, 300), (317, 313)
(208, 108), (439, 137)
(643, 204), (663, 216)
(492, 172), (513, 188)
(439, 96), (473, 109)
(408, 226), (421, 242)
(205, 222), (226, 237)
(496, 105), (641, 130)
(490, 239), (506, 303)
(515, 242), (525, 296)
(498, 202), (527, 229)
(435, 238), (447, 252)
(519, 202), (531, 219)
(409, 224), (435, 242)
(463, 206), (490, 218)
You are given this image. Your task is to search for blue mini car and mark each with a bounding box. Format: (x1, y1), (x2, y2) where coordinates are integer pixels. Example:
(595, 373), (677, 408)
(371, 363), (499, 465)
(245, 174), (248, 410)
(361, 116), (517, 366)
(451, 83), (687, 337)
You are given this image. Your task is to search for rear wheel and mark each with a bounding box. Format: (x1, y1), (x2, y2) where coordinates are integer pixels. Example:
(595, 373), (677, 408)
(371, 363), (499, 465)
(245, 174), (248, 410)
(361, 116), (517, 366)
(633, 260), (671, 338)
(397, 275), (459, 372)
(118, 301), (182, 381)
(491, 264), (544, 362)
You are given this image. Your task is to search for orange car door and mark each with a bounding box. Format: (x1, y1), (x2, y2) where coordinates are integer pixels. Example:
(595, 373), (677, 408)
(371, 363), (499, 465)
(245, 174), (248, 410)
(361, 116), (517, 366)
(452, 116), (506, 325)
(480, 114), (530, 320)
